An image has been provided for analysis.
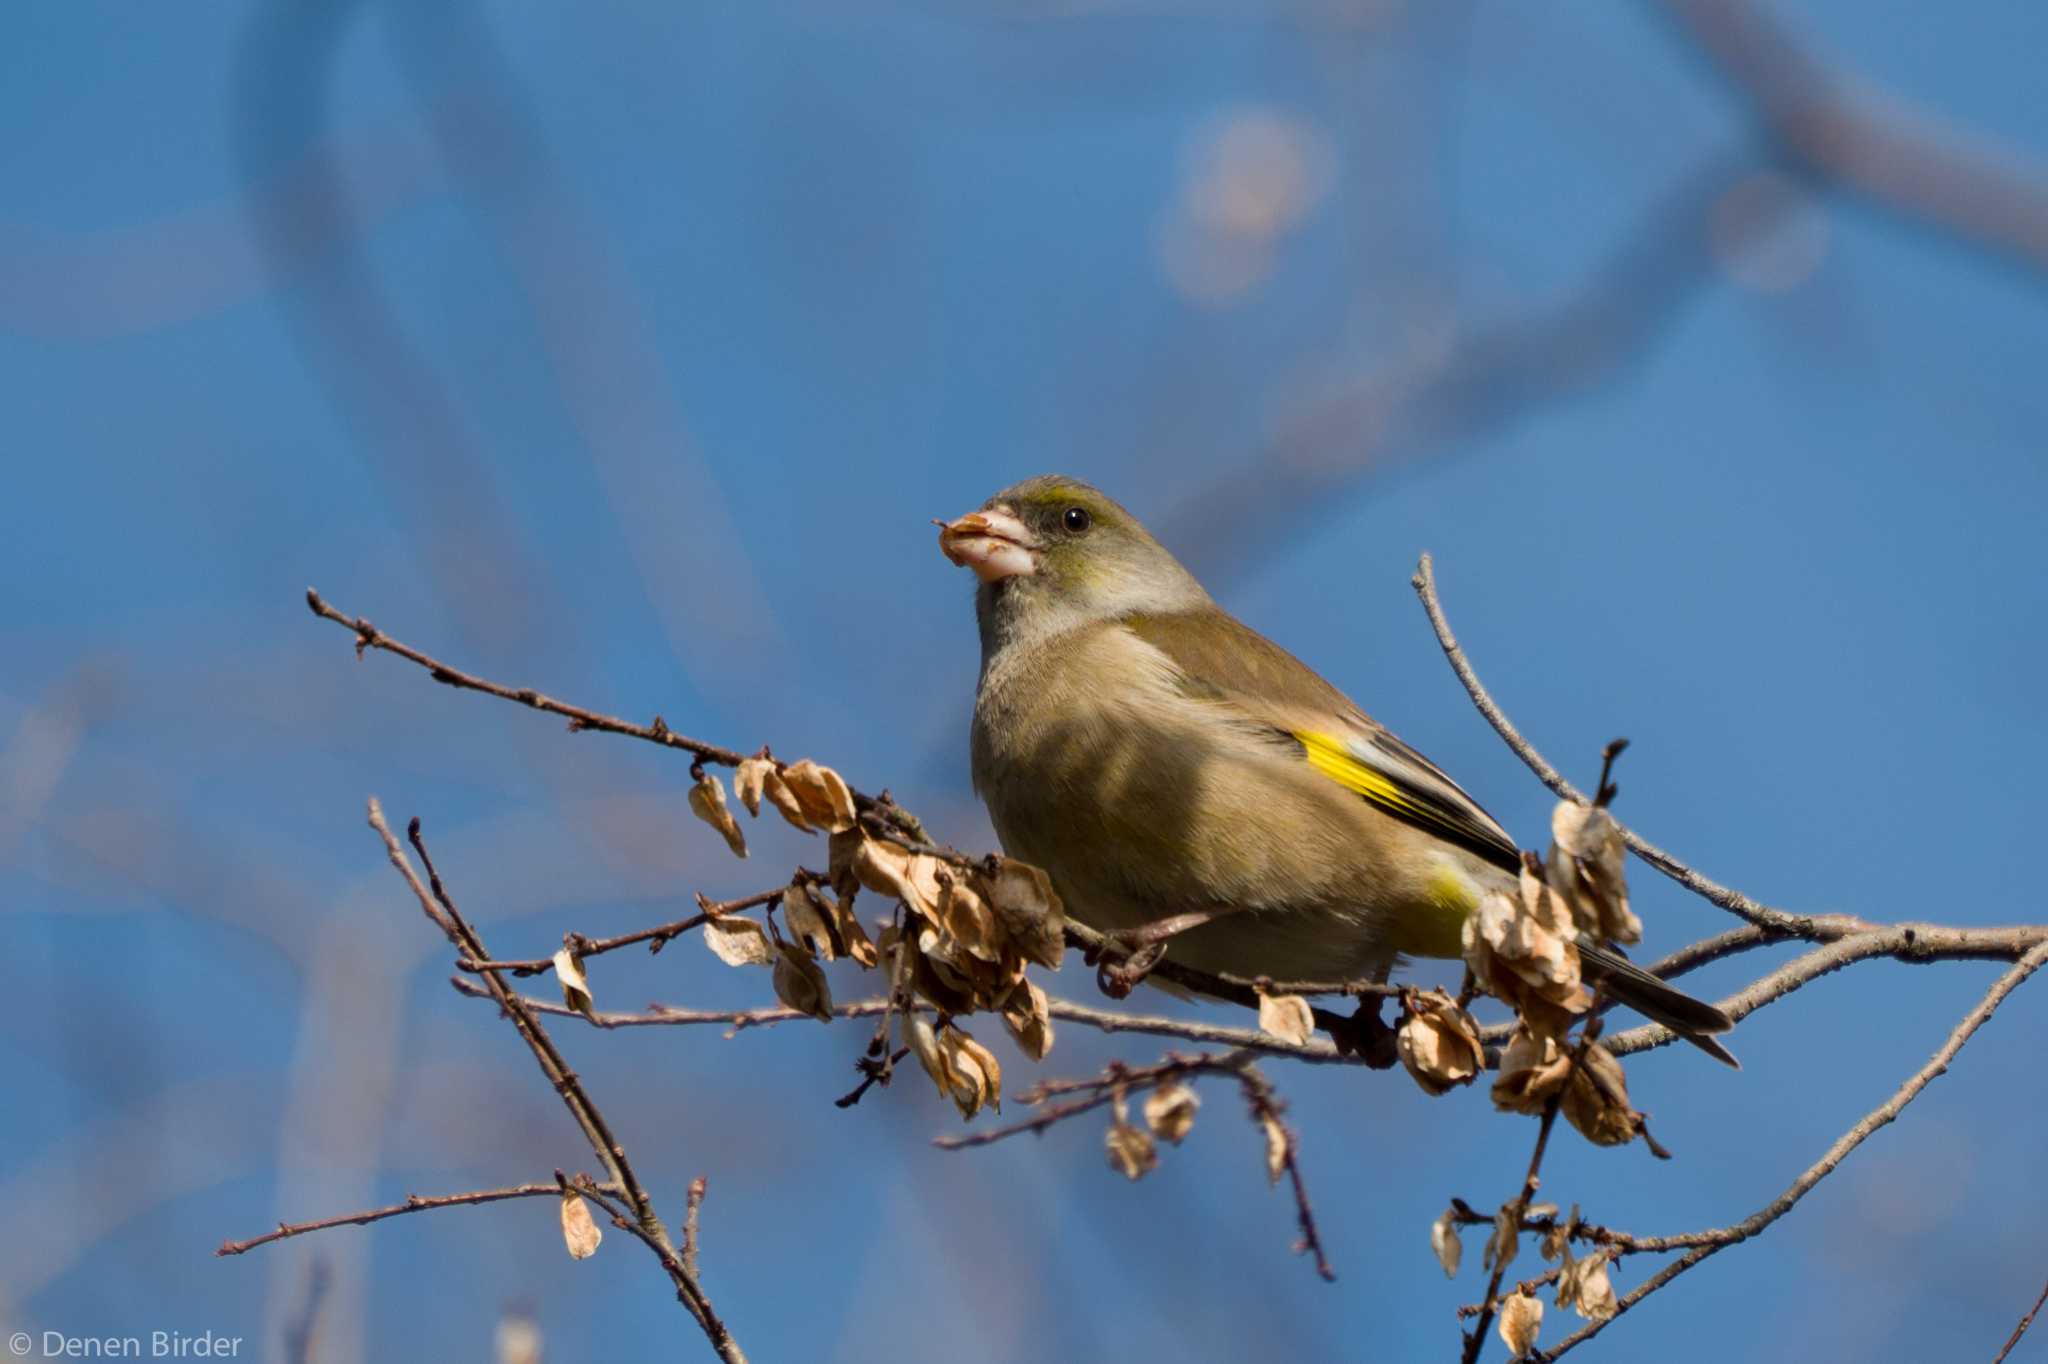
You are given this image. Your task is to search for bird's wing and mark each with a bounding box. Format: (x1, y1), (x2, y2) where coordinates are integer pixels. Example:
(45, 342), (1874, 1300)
(1122, 609), (1524, 874)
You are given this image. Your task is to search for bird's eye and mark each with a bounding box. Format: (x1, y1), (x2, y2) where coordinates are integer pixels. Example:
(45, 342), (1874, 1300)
(1063, 506), (1092, 533)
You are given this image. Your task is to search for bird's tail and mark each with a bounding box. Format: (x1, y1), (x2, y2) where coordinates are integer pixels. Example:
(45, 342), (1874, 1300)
(1578, 941), (1739, 1069)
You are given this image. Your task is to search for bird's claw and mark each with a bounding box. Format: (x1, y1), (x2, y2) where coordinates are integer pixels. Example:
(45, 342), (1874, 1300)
(1096, 940), (1168, 998)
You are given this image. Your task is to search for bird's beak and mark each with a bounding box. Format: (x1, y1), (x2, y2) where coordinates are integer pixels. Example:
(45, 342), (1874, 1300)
(936, 506), (1039, 583)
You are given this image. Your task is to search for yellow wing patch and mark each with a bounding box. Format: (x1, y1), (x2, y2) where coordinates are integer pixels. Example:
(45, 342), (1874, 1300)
(1298, 730), (1439, 822)
(1296, 728), (1504, 865)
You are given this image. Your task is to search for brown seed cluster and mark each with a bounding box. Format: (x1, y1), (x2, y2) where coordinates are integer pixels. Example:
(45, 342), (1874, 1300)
(680, 756), (1067, 1120)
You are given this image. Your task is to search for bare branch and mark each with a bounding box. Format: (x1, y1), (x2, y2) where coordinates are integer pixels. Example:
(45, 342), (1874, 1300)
(682, 1177), (707, 1282)
(1462, 1095), (1564, 1362)
(307, 585), (2048, 1359)
(457, 889), (791, 977)
(1657, 0), (2048, 275)
(1234, 1062), (1337, 1282)
(932, 1048), (1335, 1278)
(1536, 937), (2048, 1360)
(1993, 1271), (2048, 1364)
(1411, 554), (1816, 936)
(217, 1182), (617, 1257)
(1604, 921), (2048, 1060)
(310, 590), (745, 765)
(450, 976), (1364, 1066)
(308, 590), (937, 849)
(364, 802), (745, 1364)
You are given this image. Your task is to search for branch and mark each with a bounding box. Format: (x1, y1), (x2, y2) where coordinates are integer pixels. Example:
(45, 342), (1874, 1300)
(1656, 0), (2048, 276)
(933, 1049), (1335, 1279)
(312, 584), (2048, 1359)
(1535, 936), (2048, 1360)
(1411, 553), (1813, 936)
(307, 589), (935, 847)
(364, 802), (745, 1363)
(1603, 920), (2048, 1059)
(457, 889), (790, 977)
(217, 1182), (618, 1256)
(1993, 1271), (2048, 1364)
(309, 589), (743, 766)
(450, 976), (1366, 1066)
(1462, 1101), (1563, 1364)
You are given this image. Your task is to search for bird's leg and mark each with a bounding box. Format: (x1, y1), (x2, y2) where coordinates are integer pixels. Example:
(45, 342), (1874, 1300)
(1327, 995), (1399, 1070)
(1093, 905), (1246, 998)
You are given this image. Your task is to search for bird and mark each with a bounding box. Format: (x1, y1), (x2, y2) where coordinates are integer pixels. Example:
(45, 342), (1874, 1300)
(936, 474), (1736, 1065)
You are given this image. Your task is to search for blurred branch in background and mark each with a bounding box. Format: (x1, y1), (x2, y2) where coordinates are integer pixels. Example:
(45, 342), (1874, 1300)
(280, 569), (2048, 1359)
(1659, 0), (2048, 272)
(1166, 0), (2048, 586)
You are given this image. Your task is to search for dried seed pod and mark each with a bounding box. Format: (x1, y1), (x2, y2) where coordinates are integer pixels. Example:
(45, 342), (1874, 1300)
(973, 858), (1066, 970)
(781, 885), (838, 961)
(772, 942), (834, 1023)
(762, 767), (812, 832)
(1464, 876), (1592, 1018)
(1490, 1024), (1574, 1114)
(733, 756), (771, 818)
(1430, 1207), (1463, 1279)
(1557, 1247), (1618, 1320)
(703, 916), (774, 967)
(552, 946), (598, 1023)
(1562, 1042), (1645, 1148)
(687, 771), (748, 858)
(1257, 991), (1314, 1046)
(559, 1190), (602, 1261)
(1548, 800), (1641, 946)
(1142, 1082), (1200, 1144)
(1259, 1111), (1289, 1184)
(936, 1026), (1002, 1119)
(999, 977), (1056, 1061)
(1105, 1121), (1158, 1180)
(1395, 988), (1484, 1095)
(1484, 1204), (1520, 1275)
(1498, 1290), (1543, 1358)
(779, 759), (857, 833)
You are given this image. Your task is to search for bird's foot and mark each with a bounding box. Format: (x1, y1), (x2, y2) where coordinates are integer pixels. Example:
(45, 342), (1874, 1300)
(1088, 907), (1243, 999)
(1095, 941), (1168, 998)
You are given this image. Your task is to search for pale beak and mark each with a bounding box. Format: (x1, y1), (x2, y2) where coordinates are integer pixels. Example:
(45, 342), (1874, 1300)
(936, 507), (1039, 583)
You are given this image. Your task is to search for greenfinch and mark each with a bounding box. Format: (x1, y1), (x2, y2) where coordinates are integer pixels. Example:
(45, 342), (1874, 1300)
(939, 475), (1734, 1064)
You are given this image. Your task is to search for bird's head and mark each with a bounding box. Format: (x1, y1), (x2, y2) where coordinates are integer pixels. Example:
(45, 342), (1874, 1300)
(937, 475), (1208, 654)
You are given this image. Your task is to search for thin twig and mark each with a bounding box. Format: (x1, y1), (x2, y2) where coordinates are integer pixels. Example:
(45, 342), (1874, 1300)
(682, 1177), (707, 1282)
(1604, 921), (2048, 1059)
(1411, 554), (1814, 936)
(457, 889), (789, 977)
(934, 1048), (1335, 1279)
(309, 590), (745, 765)
(308, 590), (932, 850)
(1535, 937), (2048, 1361)
(366, 802), (745, 1364)
(451, 976), (1368, 1065)
(218, 1182), (618, 1256)
(931, 1050), (1258, 1150)
(1462, 1103), (1564, 1364)
(1236, 1063), (1336, 1282)
(1992, 1271), (2048, 1364)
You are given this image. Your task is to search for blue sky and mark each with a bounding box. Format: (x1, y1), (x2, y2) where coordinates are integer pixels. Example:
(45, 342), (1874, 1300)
(4, 2), (2046, 1361)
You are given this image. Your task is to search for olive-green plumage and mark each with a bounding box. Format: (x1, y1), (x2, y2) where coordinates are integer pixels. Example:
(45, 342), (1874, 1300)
(944, 475), (1733, 1057)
